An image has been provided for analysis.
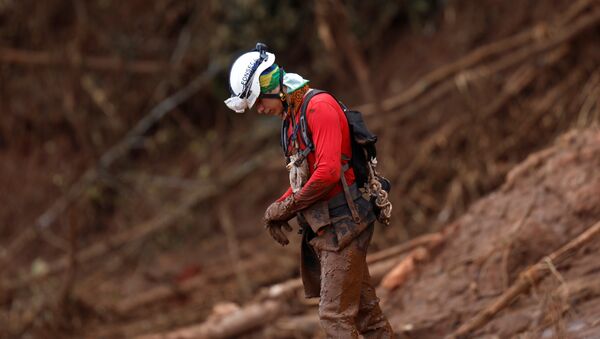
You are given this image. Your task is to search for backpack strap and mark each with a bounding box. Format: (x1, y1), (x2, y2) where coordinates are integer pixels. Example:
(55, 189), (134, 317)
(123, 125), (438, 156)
(281, 89), (361, 222)
(280, 118), (290, 161)
(298, 89), (326, 153)
(303, 95), (361, 223)
(280, 89), (324, 158)
(340, 155), (361, 223)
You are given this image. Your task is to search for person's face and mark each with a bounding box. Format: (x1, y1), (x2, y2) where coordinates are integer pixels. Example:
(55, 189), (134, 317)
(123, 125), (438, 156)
(255, 86), (285, 117)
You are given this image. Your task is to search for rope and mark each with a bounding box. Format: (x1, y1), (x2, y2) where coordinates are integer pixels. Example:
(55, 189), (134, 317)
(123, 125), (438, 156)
(367, 158), (392, 226)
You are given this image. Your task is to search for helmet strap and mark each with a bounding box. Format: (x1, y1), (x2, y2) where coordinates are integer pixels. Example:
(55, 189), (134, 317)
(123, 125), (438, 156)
(278, 68), (289, 114)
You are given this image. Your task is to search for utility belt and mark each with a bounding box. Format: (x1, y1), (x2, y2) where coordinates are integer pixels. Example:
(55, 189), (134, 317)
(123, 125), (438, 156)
(299, 162), (365, 234)
(327, 182), (360, 210)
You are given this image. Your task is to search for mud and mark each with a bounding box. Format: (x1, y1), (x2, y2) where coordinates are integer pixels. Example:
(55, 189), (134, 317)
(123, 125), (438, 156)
(382, 129), (600, 338)
(306, 223), (393, 338)
(300, 188), (392, 337)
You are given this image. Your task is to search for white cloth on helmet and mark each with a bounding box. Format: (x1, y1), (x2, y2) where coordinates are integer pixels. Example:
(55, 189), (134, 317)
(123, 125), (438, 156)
(224, 96), (250, 113)
(283, 73), (309, 93)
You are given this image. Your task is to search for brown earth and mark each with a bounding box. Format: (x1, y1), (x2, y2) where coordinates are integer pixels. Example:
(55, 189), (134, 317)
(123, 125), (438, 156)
(382, 129), (600, 338)
(1, 0), (600, 338)
(138, 128), (600, 339)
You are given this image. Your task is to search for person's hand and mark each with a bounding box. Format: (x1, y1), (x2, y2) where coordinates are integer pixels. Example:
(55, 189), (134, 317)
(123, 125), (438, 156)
(264, 195), (296, 222)
(265, 220), (293, 246)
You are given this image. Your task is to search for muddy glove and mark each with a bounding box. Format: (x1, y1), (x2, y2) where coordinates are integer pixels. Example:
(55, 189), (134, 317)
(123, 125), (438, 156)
(265, 220), (293, 246)
(264, 195), (297, 223)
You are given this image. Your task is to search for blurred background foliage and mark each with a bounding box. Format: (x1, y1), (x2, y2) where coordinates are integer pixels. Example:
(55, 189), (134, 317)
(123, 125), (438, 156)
(3, 0), (599, 336)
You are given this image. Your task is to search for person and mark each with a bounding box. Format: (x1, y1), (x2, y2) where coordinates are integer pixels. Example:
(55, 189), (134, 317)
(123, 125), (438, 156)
(225, 43), (393, 338)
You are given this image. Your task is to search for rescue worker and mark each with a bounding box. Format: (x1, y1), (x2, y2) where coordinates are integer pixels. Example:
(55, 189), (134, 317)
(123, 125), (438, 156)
(225, 43), (393, 338)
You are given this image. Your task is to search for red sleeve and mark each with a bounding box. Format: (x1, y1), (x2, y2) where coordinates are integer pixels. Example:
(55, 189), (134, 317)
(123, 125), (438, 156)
(276, 186), (293, 202)
(291, 101), (342, 210)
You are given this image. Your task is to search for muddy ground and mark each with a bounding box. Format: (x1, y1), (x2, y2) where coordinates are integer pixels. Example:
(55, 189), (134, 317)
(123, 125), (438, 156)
(382, 129), (600, 338)
(1, 0), (600, 338)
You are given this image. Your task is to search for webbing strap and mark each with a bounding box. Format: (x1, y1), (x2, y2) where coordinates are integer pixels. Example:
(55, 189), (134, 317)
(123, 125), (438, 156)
(340, 166), (361, 223)
(298, 90), (326, 152)
(328, 183), (360, 210)
(286, 91), (361, 222)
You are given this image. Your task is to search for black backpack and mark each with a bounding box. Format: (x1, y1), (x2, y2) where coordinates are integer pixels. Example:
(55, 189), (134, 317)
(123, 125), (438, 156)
(280, 90), (391, 195)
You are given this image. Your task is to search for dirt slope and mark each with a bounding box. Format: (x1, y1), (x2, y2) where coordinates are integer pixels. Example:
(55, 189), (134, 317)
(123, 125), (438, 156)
(383, 129), (600, 338)
(2, 1), (600, 338)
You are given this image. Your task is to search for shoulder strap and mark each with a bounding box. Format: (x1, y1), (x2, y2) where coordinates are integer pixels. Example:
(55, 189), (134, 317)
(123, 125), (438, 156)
(280, 89), (326, 158)
(298, 89), (355, 158)
(281, 89), (348, 159)
(301, 90), (360, 222)
(280, 118), (289, 157)
(299, 89), (327, 153)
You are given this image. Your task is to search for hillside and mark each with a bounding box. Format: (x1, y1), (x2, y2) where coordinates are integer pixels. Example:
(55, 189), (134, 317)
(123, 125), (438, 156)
(1, 0), (599, 338)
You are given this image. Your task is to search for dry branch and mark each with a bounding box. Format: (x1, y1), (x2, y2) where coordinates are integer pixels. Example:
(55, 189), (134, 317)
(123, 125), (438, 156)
(264, 311), (321, 338)
(114, 275), (206, 315)
(255, 232), (444, 301)
(381, 246), (430, 291)
(475, 9), (600, 79)
(164, 233), (445, 336)
(129, 232), (445, 338)
(356, 5), (600, 117)
(449, 220), (600, 338)
(329, 0), (378, 106)
(0, 47), (173, 74)
(357, 26), (538, 115)
(383, 8), (600, 127)
(217, 201), (251, 301)
(366, 232), (444, 263)
(2, 150), (270, 293)
(2, 61), (221, 267)
(135, 300), (284, 339)
(111, 254), (274, 315)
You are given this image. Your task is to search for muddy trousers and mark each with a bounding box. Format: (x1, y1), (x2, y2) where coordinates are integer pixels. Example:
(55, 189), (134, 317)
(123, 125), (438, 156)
(315, 226), (393, 338)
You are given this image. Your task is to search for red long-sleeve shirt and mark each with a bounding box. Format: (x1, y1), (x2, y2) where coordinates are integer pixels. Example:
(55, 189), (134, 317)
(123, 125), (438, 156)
(277, 92), (355, 209)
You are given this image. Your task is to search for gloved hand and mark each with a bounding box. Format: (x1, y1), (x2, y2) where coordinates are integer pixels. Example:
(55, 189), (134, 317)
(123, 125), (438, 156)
(264, 195), (297, 223)
(265, 220), (293, 246)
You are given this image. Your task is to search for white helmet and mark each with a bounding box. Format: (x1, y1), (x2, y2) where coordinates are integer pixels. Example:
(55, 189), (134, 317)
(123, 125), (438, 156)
(225, 43), (275, 113)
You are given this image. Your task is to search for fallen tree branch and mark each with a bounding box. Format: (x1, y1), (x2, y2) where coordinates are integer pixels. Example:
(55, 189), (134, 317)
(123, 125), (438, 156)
(135, 300), (284, 339)
(123, 230), (446, 337)
(357, 5), (600, 118)
(264, 311), (321, 338)
(131, 255), (407, 339)
(2, 150), (271, 293)
(357, 26), (539, 115)
(378, 9), (600, 128)
(256, 232), (444, 302)
(0, 47), (174, 74)
(147, 250), (430, 338)
(475, 9), (600, 79)
(217, 201), (252, 301)
(111, 254), (274, 315)
(2, 61), (221, 267)
(380, 246), (430, 291)
(366, 232), (444, 263)
(449, 220), (600, 338)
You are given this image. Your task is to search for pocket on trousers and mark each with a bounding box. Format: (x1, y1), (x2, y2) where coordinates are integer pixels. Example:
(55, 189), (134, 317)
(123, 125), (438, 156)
(299, 200), (330, 233)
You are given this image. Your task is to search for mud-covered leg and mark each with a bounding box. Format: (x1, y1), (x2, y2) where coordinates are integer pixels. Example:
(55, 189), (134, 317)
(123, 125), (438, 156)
(356, 259), (394, 338)
(316, 227), (372, 338)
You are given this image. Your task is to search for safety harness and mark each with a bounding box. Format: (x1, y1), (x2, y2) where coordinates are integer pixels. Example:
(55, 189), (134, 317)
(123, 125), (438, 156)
(281, 90), (392, 226)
